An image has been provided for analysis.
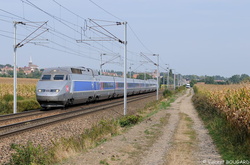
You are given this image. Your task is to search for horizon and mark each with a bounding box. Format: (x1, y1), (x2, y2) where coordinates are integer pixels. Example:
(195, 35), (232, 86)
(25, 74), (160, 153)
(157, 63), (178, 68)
(1, 0), (250, 77)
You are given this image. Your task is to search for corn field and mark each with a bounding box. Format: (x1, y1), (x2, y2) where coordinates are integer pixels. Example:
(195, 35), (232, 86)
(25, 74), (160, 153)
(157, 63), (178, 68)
(0, 77), (38, 99)
(195, 83), (250, 134)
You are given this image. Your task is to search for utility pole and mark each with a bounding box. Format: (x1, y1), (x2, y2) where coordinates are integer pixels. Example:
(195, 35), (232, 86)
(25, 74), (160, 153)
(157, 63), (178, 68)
(177, 72), (179, 87)
(166, 64), (169, 89)
(129, 63), (133, 78)
(173, 69), (175, 90)
(13, 21), (26, 114)
(12, 21), (48, 114)
(157, 55), (159, 100)
(179, 74), (181, 87)
(163, 70), (165, 89)
(153, 54), (159, 100)
(13, 22), (18, 114)
(100, 53), (106, 75)
(77, 19), (127, 115)
(140, 53), (159, 100)
(123, 21), (127, 115)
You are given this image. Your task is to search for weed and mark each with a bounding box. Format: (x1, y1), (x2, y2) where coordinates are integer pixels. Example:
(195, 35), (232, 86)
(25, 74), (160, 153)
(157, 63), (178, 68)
(144, 129), (151, 135)
(163, 89), (173, 98)
(8, 141), (53, 165)
(119, 115), (142, 127)
(100, 159), (109, 165)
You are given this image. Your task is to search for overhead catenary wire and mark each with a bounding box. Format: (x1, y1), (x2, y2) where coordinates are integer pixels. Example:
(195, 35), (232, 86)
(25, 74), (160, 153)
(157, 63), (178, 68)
(23, 0), (123, 55)
(27, 0), (150, 68)
(88, 0), (154, 56)
(16, 21), (48, 48)
(0, 6), (120, 63)
(1, 1), (159, 73)
(89, 0), (123, 22)
(50, 0), (125, 55)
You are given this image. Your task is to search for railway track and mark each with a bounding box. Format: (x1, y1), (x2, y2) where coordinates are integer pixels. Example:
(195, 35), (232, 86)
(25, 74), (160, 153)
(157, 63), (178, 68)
(0, 92), (157, 139)
(0, 109), (61, 127)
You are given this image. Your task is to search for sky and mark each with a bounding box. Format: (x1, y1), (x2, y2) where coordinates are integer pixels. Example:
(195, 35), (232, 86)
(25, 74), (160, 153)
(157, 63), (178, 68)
(0, 0), (250, 77)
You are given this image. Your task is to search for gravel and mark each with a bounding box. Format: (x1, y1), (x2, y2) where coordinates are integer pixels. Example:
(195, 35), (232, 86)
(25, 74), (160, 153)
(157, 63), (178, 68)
(59, 89), (223, 165)
(0, 95), (155, 164)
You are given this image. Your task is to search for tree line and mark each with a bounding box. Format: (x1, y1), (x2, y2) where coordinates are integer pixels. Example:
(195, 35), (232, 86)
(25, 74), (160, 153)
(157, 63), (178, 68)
(184, 74), (250, 85)
(0, 64), (42, 79)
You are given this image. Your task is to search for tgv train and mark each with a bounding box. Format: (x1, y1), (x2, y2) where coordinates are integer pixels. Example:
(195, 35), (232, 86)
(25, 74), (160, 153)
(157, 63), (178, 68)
(36, 66), (157, 108)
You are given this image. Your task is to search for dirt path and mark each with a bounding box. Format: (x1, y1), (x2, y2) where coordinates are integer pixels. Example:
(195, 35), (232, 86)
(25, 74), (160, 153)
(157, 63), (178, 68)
(60, 89), (223, 165)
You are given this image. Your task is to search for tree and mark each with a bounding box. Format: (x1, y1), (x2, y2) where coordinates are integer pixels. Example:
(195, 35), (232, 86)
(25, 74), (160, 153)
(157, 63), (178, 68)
(205, 76), (215, 84)
(7, 70), (13, 77)
(136, 73), (153, 80)
(5, 64), (12, 67)
(240, 74), (249, 82)
(228, 75), (241, 84)
(190, 79), (197, 87)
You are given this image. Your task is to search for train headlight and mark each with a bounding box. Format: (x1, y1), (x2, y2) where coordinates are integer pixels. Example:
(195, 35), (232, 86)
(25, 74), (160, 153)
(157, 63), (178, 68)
(50, 89), (60, 92)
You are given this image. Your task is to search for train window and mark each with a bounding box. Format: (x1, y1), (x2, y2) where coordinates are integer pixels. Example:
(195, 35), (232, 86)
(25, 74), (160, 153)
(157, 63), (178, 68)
(54, 75), (64, 80)
(118, 83), (124, 88)
(128, 83), (135, 88)
(103, 82), (114, 89)
(41, 75), (51, 80)
(71, 68), (82, 74)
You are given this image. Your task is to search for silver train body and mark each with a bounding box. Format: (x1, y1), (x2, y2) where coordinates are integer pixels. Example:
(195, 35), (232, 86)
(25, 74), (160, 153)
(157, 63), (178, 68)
(36, 66), (157, 108)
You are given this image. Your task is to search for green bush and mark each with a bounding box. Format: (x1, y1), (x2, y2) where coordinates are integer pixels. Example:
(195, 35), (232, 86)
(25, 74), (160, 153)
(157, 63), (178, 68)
(17, 100), (41, 111)
(163, 89), (173, 98)
(0, 101), (12, 114)
(2, 94), (24, 102)
(175, 86), (186, 92)
(193, 85), (198, 93)
(8, 142), (53, 165)
(0, 99), (41, 115)
(3, 94), (14, 102)
(119, 115), (142, 127)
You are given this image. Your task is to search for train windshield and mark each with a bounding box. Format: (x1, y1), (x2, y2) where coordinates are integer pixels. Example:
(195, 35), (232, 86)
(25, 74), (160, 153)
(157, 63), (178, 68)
(41, 74), (65, 80)
(41, 75), (51, 80)
(54, 75), (64, 80)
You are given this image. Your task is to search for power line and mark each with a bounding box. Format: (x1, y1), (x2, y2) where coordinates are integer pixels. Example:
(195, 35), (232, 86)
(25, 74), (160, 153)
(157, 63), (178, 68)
(50, 0), (125, 56)
(24, 0), (80, 33)
(0, 5), (120, 60)
(0, 1), (159, 73)
(87, 1), (154, 56)
(89, 0), (123, 21)
(52, 0), (87, 21)
(128, 24), (154, 54)
(47, 1), (153, 68)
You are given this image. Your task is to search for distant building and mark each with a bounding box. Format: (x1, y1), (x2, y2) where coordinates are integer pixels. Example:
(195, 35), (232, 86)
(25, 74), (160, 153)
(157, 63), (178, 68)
(20, 57), (39, 75)
(1, 66), (18, 73)
(133, 74), (139, 79)
(151, 70), (158, 78)
(102, 72), (118, 77)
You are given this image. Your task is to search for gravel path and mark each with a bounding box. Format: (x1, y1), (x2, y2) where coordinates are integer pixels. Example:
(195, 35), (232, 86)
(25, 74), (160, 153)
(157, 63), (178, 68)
(60, 89), (223, 165)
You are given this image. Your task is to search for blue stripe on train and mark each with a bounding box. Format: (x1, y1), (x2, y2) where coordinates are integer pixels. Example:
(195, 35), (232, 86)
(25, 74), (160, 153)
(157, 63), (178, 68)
(73, 81), (151, 92)
(74, 81), (93, 91)
(73, 81), (113, 91)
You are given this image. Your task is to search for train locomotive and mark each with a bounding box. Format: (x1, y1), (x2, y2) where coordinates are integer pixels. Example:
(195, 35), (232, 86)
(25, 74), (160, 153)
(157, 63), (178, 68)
(36, 66), (157, 108)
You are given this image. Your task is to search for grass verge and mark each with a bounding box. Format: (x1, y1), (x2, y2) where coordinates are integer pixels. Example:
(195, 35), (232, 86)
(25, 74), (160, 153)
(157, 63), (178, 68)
(192, 92), (250, 162)
(0, 95), (41, 115)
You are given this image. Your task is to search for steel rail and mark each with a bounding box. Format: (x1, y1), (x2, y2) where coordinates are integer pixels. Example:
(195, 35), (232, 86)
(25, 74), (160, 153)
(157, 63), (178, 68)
(0, 92), (157, 139)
